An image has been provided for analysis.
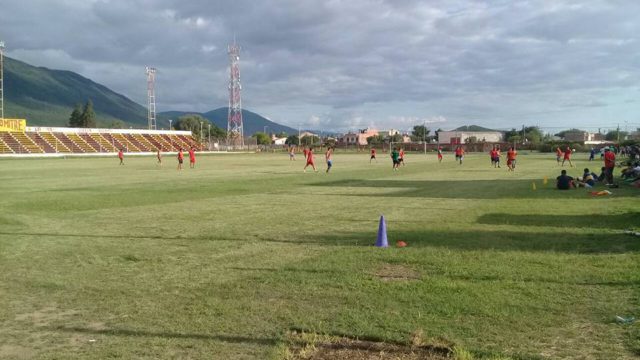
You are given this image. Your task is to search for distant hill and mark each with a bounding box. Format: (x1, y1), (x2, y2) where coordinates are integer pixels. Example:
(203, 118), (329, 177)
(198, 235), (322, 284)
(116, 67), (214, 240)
(452, 125), (501, 132)
(3, 56), (147, 126)
(159, 108), (297, 136)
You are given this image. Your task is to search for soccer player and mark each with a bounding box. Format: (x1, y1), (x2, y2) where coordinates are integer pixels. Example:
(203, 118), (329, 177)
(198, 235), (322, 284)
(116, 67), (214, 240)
(604, 147), (616, 185)
(490, 147), (497, 167)
(391, 147), (400, 170)
(156, 149), (162, 166)
(189, 147), (196, 169)
(494, 147), (501, 168)
(303, 147), (309, 161)
(437, 147), (443, 163)
(303, 147), (317, 172)
(562, 146), (573, 167)
(506, 147), (517, 171)
(370, 148), (377, 163)
(455, 146), (464, 165)
(118, 148), (124, 165)
(399, 148), (405, 166)
(556, 147), (563, 165)
(177, 148), (184, 170)
(289, 146), (296, 161)
(325, 147), (333, 173)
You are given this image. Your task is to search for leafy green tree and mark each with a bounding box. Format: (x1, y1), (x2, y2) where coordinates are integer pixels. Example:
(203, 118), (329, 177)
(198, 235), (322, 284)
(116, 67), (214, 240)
(252, 132), (272, 145)
(555, 128), (585, 139)
(605, 130), (629, 141)
(108, 120), (126, 129)
(389, 134), (403, 143)
(68, 103), (83, 127)
(80, 100), (97, 128)
(285, 135), (299, 145)
(175, 114), (208, 139)
(367, 134), (385, 145)
(208, 124), (227, 140)
(411, 125), (430, 141)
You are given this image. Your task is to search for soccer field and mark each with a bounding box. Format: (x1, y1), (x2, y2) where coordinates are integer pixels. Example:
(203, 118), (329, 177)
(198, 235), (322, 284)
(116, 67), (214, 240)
(0, 152), (638, 359)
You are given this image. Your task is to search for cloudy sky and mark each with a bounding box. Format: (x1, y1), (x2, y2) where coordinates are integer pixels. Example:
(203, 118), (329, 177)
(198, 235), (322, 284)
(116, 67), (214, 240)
(2, 0), (639, 132)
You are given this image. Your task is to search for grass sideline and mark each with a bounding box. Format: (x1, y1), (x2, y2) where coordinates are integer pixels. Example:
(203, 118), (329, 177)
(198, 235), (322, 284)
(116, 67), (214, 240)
(0, 152), (638, 359)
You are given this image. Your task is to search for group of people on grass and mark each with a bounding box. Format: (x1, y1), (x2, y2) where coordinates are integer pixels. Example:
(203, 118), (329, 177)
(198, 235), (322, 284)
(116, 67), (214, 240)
(556, 147), (623, 189)
(118, 148), (197, 170)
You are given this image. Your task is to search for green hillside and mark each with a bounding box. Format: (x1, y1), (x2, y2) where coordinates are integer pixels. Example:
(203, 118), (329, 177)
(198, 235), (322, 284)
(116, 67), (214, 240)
(452, 125), (500, 132)
(160, 108), (297, 135)
(3, 56), (147, 127)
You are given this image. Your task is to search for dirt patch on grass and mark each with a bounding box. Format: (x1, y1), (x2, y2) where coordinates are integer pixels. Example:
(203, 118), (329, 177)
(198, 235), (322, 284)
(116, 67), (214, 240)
(0, 345), (35, 359)
(14, 306), (80, 327)
(285, 331), (451, 360)
(374, 264), (421, 282)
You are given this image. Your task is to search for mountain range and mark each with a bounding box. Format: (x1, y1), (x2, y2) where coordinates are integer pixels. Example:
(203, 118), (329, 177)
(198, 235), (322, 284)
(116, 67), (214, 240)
(2, 56), (295, 134)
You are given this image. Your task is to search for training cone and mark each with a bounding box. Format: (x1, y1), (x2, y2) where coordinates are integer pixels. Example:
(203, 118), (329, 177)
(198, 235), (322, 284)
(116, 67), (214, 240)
(532, 182), (537, 191)
(376, 215), (389, 248)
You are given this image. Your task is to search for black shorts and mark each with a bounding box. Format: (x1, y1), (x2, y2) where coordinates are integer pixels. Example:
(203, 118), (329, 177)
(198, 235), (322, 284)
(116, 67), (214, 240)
(393, 159), (400, 165)
(370, 155), (376, 159)
(179, 159), (183, 164)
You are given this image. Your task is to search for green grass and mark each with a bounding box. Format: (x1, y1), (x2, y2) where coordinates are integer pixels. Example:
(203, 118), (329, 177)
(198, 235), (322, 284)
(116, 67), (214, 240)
(0, 152), (638, 359)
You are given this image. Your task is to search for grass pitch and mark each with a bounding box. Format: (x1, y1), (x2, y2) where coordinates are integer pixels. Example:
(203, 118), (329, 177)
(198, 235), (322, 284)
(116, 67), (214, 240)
(0, 152), (638, 359)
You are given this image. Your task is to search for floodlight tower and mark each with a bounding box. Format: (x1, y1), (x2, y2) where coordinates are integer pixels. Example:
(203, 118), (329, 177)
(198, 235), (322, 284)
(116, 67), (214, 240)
(0, 40), (5, 120)
(146, 66), (157, 130)
(227, 41), (243, 146)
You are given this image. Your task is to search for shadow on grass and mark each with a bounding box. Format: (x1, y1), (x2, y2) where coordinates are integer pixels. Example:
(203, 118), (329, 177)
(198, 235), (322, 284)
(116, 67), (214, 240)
(275, 229), (640, 254)
(50, 326), (277, 345)
(477, 212), (640, 229)
(310, 179), (638, 199)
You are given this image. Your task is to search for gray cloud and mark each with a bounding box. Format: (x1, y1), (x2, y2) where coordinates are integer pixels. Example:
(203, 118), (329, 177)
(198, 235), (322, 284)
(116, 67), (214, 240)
(1, 0), (639, 132)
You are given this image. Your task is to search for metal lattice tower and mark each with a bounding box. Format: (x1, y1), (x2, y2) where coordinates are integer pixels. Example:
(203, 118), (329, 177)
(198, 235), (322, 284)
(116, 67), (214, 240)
(227, 41), (243, 146)
(146, 66), (157, 130)
(0, 41), (5, 120)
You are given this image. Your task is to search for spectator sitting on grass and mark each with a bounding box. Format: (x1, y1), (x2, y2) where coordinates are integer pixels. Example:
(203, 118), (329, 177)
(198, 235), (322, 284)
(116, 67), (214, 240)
(597, 167), (607, 182)
(557, 169), (575, 190)
(576, 168), (596, 188)
(621, 162), (640, 179)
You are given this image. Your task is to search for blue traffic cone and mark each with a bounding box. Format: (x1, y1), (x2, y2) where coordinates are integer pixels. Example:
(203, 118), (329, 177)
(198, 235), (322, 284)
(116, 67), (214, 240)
(376, 215), (388, 248)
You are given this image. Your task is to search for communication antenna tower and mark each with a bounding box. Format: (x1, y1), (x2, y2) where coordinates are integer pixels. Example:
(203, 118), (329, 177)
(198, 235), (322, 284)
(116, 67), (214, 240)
(146, 66), (157, 130)
(227, 40), (243, 146)
(0, 41), (5, 120)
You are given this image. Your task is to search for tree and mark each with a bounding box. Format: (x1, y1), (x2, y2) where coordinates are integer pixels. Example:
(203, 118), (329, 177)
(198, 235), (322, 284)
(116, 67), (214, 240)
(252, 132), (272, 145)
(367, 134), (385, 145)
(208, 124), (227, 140)
(68, 103), (83, 127)
(411, 125), (430, 141)
(174, 114), (208, 139)
(505, 126), (543, 143)
(389, 133), (403, 143)
(276, 131), (288, 138)
(108, 120), (126, 129)
(605, 130), (629, 141)
(555, 128), (585, 139)
(285, 135), (299, 145)
(80, 100), (97, 128)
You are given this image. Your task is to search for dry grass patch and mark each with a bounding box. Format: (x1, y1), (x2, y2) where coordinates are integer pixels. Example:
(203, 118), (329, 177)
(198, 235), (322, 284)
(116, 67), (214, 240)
(375, 264), (421, 282)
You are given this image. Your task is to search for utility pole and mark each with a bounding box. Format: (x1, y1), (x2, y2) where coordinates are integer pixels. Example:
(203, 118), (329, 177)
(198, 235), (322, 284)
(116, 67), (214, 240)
(146, 67), (157, 130)
(423, 119), (426, 154)
(0, 40), (5, 120)
(208, 124), (211, 150)
(617, 124), (620, 143)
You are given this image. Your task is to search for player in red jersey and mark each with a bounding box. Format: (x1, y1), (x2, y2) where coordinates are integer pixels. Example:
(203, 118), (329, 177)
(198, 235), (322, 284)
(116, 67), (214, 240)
(399, 148), (405, 166)
(556, 147), (563, 165)
(118, 148), (124, 165)
(437, 147), (443, 163)
(490, 147), (497, 167)
(303, 147), (317, 172)
(603, 147), (616, 185)
(455, 146), (465, 165)
(188, 147), (196, 168)
(303, 147), (309, 161)
(177, 148), (184, 170)
(562, 146), (573, 167)
(506, 147), (517, 171)
(370, 148), (377, 163)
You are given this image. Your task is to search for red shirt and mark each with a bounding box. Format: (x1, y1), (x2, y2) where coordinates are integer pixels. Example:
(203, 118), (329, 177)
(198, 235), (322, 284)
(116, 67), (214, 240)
(371, 149), (376, 155)
(564, 148), (572, 159)
(455, 148), (464, 156)
(490, 150), (496, 157)
(507, 150), (517, 160)
(303, 149), (309, 157)
(604, 151), (615, 168)
(306, 149), (314, 163)
(399, 150), (405, 158)
(178, 151), (184, 160)
(556, 148), (562, 156)
(118, 151), (123, 159)
(189, 149), (195, 160)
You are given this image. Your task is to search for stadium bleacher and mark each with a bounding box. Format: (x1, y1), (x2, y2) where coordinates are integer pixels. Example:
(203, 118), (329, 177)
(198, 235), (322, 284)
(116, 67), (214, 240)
(0, 120), (202, 154)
